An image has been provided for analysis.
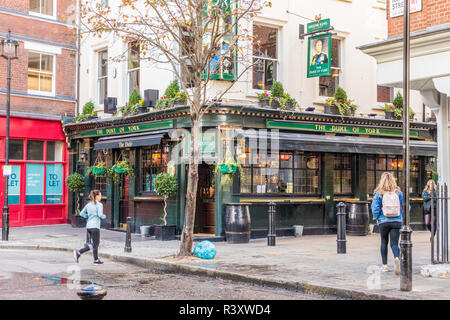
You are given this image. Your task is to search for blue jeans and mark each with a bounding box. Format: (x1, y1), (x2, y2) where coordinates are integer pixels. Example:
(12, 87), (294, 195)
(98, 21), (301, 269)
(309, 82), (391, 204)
(379, 222), (401, 265)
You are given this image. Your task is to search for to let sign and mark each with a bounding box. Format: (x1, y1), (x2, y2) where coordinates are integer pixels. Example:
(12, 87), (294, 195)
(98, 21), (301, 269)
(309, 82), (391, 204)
(390, 0), (422, 18)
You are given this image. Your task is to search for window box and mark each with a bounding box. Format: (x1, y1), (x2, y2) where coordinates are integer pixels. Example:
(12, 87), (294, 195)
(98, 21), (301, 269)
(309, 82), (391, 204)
(384, 110), (395, 120)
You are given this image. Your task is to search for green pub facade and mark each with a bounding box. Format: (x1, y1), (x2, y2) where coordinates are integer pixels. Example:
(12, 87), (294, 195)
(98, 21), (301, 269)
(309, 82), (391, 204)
(63, 105), (437, 238)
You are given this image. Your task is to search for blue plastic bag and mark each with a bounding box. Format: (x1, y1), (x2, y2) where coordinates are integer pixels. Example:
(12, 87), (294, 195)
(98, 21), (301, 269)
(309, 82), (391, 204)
(194, 240), (217, 259)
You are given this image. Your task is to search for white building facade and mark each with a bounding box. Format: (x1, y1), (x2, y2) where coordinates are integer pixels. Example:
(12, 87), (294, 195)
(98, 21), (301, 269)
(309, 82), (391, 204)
(77, 0), (429, 120)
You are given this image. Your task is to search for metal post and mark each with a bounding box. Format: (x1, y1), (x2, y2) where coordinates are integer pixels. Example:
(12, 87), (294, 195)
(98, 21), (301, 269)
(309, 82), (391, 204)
(437, 184), (442, 262)
(431, 185), (435, 263)
(445, 184), (448, 262)
(267, 202), (276, 246)
(400, 0), (413, 292)
(2, 58), (11, 242)
(336, 202), (347, 254)
(124, 216), (132, 252)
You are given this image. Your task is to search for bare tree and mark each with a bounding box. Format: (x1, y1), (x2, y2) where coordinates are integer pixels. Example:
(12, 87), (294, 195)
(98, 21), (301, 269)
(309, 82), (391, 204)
(79, 0), (270, 256)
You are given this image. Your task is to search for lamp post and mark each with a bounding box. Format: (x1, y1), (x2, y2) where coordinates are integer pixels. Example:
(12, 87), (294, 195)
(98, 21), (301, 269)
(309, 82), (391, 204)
(1, 30), (19, 241)
(400, 0), (413, 291)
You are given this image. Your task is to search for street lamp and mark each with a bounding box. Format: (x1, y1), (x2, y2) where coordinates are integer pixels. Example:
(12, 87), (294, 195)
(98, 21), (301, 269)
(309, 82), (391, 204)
(1, 30), (19, 241)
(400, 1), (413, 291)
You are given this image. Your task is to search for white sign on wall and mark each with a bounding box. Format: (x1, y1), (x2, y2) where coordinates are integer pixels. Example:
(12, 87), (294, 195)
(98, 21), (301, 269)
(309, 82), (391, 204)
(390, 0), (423, 18)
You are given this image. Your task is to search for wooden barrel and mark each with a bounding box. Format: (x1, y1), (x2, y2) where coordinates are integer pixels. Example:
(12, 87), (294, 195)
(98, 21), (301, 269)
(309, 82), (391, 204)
(346, 202), (370, 236)
(225, 203), (251, 244)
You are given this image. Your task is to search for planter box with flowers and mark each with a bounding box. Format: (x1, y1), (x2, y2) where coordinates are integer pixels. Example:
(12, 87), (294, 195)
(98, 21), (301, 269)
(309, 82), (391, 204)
(257, 81), (299, 113)
(324, 86), (358, 117)
(155, 80), (188, 110)
(383, 92), (415, 120)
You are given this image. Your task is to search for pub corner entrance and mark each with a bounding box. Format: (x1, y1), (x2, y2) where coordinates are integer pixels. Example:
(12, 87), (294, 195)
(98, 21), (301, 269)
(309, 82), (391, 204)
(194, 163), (216, 235)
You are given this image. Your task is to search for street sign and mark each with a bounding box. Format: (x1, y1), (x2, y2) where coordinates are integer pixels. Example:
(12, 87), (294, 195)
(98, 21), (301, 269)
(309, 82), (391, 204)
(390, 0), (422, 18)
(307, 19), (330, 33)
(3, 165), (12, 177)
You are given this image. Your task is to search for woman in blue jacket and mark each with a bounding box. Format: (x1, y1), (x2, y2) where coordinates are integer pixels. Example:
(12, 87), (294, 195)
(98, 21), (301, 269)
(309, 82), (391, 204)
(73, 190), (106, 265)
(371, 172), (402, 275)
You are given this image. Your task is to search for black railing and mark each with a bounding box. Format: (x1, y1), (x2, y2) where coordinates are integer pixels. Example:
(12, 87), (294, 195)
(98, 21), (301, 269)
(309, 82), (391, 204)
(431, 183), (449, 264)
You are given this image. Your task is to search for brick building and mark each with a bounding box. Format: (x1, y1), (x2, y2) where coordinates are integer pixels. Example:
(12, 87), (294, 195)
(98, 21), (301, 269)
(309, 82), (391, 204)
(0, 0), (77, 227)
(360, 0), (450, 255)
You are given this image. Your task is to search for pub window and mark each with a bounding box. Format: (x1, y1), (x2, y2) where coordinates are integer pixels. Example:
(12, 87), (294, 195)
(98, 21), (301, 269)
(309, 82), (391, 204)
(333, 154), (353, 195)
(319, 38), (341, 97)
(27, 140), (44, 161)
(92, 151), (108, 195)
(240, 151), (320, 196)
(252, 24), (278, 90)
(29, 0), (55, 17)
(28, 52), (54, 94)
(98, 49), (108, 105)
(367, 154), (420, 196)
(128, 42), (140, 96)
(140, 146), (168, 193)
(9, 139), (24, 160)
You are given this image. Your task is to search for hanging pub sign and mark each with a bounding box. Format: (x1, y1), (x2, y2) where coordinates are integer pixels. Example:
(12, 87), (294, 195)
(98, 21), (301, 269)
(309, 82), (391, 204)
(307, 32), (332, 78)
(307, 18), (330, 33)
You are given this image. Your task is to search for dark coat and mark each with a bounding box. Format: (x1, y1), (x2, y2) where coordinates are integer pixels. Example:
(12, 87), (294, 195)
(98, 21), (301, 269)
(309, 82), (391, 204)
(422, 190), (437, 214)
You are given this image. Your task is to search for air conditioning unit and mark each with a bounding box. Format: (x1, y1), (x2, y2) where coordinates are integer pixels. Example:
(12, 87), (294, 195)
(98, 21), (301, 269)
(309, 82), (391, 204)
(144, 89), (159, 108)
(104, 97), (117, 114)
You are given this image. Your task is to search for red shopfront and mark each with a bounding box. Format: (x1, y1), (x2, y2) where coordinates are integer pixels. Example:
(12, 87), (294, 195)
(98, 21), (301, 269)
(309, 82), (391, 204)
(0, 115), (69, 227)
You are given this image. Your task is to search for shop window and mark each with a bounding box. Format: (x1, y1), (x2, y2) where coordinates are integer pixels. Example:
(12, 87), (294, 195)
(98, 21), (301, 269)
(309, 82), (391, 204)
(27, 140), (44, 161)
(9, 139), (24, 160)
(319, 38), (341, 97)
(128, 42), (140, 96)
(252, 24), (278, 90)
(29, 0), (55, 17)
(140, 146), (168, 193)
(45, 163), (63, 204)
(25, 163), (44, 204)
(367, 154), (420, 196)
(334, 154), (353, 195)
(240, 151), (320, 196)
(98, 49), (108, 105)
(28, 52), (54, 93)
(47, 141), (63, 162)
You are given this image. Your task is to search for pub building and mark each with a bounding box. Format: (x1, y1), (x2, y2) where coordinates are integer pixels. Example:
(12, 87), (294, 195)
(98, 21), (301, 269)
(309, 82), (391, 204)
(63, 104), (437, 238)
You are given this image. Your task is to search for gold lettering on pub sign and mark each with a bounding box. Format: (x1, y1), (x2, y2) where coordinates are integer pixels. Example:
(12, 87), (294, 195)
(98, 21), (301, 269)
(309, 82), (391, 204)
(118, 141), (133, 148)
(364, 128), (380, 135)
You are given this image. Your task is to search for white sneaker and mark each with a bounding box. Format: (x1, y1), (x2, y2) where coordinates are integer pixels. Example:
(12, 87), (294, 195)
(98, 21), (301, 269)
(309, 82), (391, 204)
(394, 257), (400, 276)
(381, 265), (389, 272)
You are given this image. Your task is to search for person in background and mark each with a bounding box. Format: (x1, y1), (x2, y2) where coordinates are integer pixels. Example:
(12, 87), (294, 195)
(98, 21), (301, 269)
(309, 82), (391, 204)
(73, 189), (106, 265)
(371, 172), (402, 275)
(422, 179), (437, 235)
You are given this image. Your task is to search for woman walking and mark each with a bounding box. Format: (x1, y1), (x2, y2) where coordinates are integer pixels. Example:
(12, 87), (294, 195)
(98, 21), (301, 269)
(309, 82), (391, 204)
(371, 172), (403, 275)
(422, 179), (437, 235)
(73, 190), (106, 265)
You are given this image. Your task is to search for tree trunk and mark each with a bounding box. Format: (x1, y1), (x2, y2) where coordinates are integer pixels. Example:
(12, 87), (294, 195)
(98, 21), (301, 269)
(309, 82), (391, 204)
(178, 115), (201, 256)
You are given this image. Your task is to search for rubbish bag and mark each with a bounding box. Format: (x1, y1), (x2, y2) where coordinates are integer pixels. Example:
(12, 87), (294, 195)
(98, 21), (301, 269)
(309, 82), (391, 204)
(194, 240), (217, 260)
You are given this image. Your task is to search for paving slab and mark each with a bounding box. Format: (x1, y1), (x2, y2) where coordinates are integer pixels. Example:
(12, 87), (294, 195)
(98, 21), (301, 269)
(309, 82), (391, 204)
(1, 224), (449, 300)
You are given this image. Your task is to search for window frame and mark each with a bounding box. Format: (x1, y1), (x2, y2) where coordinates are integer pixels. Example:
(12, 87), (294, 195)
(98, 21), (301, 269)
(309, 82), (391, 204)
(97, 49), (108, 106)
(27, 51), (56, 97)
(138, 146), (168, 195)
(251, 23), (279, 92)
(127, 41), (141, 96)
(29, 0), (57, 20)
(319, 37), (342, 98)
(240, 151), (322, 197)
(333, 153), (354, 196)
(367, 154), (421, 197)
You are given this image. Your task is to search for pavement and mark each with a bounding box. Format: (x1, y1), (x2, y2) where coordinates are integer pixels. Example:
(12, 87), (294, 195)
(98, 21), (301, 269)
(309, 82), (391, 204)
(0, 224), (449, 300)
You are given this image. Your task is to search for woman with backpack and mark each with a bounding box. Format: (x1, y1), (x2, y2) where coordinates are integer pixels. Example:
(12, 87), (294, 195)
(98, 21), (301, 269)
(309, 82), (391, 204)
(371, 172), (402, 275)
(422, 179), (437, 235)
(73, 189), (106, 265)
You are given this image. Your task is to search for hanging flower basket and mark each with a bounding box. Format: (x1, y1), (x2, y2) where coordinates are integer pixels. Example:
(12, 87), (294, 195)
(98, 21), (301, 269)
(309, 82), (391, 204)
(219, 164), (237, 174)
(91, 166), (106, 175)
(114, 166), (128, 174)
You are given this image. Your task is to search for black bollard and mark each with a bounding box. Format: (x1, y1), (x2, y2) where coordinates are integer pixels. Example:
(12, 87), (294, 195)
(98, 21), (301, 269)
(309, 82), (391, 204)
(124, 216), (132, 253)
(336, 202), (347, 254)
(268, 201), (276, 246)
